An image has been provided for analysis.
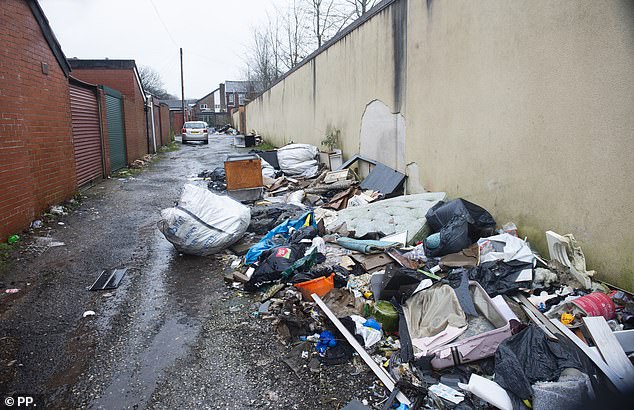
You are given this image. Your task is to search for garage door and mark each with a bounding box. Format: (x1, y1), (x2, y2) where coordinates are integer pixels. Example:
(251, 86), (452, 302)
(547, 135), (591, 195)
(104, 87), (126, 171)
(70, 83), (103, 186)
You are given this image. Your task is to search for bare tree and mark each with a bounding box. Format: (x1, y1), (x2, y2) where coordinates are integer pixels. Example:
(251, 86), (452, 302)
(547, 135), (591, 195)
(241, 0), (371, 89)
(279, 0), (310, 70)
(244, 26), (281, 90)
(304, 0), (352, 48)
(343, 0), (378, 18)
(138, 65), (173, 98)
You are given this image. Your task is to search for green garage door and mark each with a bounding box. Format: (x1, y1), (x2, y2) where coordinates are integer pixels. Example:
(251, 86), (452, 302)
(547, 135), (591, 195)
(104, 87), (126, 171)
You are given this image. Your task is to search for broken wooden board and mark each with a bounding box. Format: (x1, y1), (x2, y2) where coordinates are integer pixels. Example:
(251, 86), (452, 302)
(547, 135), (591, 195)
(385, 248), (419, 270)
(351, 253), (392, 272)
(312, 294), (411, 406)
(323, 169), (352, 184)
(583, 316), (634, 384)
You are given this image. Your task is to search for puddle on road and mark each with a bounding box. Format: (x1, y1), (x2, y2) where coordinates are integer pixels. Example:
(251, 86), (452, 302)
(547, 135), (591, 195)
(91, 316), (195, 409)
(88, 137), (241, 408)
(91, 231), (199, 409)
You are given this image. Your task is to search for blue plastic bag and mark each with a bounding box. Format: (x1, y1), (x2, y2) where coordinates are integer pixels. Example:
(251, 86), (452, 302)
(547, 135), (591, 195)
(244, 212), (316, 265)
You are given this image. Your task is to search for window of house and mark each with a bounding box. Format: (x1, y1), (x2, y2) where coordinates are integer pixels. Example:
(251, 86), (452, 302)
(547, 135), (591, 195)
(228, 94), (234, 105)
(200, 104), (208, 110)
(238, 94), (245, 105)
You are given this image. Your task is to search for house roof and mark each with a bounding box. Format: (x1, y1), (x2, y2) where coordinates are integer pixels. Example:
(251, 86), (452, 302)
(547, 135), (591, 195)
(67, 59), (146, 102)
(27, 0), (71, 76)
(225, 80), (264, 94)
(159, 99), (197, 110)
(195, 87), (220, 104)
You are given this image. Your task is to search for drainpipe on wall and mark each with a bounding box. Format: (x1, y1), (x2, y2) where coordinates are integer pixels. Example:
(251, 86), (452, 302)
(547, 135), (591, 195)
(144, 102), (151, 154)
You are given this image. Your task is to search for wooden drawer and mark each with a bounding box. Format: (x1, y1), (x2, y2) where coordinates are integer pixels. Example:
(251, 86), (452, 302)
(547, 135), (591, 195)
(224, 157), (263, 190)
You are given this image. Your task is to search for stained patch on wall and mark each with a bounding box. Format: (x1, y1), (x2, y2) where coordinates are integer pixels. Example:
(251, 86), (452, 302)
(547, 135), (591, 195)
(359, 100), (406, 173)
(392, 0), (407, 111)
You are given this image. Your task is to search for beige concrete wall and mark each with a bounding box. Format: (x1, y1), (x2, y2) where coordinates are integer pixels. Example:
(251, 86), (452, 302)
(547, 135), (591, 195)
(246, 0), (634, 290)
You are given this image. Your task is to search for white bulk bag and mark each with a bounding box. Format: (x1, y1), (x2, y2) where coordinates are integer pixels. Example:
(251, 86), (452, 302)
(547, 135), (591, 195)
(277, 143), (319, 176)
(158, 184), (250, 256)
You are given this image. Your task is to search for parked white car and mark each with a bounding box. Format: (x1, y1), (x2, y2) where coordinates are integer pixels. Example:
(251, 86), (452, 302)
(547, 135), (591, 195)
(181, 121), (209, 144)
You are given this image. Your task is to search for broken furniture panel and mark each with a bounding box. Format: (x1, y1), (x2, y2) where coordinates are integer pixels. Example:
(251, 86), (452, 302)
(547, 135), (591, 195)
(224, 154), (263, 190)
(338, 155), (405, 196)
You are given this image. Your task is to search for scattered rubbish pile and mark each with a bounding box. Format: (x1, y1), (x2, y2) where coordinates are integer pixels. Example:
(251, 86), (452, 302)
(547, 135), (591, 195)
(159, 142), (634, 408)
(215, 124), (238, 135)
(129, 154), (155, 169)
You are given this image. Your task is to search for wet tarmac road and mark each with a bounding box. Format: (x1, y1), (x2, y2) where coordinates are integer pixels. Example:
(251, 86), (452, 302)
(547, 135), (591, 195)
(0, 136), (375, 409)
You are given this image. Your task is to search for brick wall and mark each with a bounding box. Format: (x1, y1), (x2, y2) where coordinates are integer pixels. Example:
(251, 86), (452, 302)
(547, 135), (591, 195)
(0, 0), (77, 241)
(159, 104), (170, 145)
(70, 68), (148, 164)
(170, 111), (184, 135)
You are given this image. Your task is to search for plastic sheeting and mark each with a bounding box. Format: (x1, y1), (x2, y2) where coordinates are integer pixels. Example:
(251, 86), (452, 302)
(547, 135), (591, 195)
(467, 260), (533, 297)
(244, 212), (316, 265)
(494, 325), (583, 401)
(158, 184), (250, 256)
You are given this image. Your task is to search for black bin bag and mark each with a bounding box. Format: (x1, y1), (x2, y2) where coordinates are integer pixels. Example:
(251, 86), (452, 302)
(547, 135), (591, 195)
(245, 243), (305, 291)
(424, 199), (496, 257)
(494, 325), (583, 402)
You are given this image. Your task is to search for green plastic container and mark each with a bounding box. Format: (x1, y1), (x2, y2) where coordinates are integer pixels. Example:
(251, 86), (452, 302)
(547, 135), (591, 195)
(372, 300), (398, 332)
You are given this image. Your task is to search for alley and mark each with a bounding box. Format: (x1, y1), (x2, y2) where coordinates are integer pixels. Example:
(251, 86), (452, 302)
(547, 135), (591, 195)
(0, 136), (373, 409)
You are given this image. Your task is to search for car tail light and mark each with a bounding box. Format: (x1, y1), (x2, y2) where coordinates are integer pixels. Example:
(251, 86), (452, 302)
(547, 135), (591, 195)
(181, 128), (186, 133)
(203, 129), (208, 133)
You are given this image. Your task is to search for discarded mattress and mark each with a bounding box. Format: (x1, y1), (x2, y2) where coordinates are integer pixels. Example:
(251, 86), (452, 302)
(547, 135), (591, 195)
(326, 192), (446, 245)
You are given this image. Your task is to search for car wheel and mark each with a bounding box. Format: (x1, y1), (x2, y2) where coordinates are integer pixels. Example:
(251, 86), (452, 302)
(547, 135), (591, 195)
(204, 140), (209, 144)
(182, 139), (187, 144)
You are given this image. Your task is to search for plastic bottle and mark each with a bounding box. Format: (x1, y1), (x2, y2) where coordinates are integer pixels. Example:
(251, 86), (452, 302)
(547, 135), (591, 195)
(7, 235), (19, 244)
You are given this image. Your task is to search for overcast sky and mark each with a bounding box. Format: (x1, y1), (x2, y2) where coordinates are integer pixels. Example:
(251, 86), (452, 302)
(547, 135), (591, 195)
(40, 0), (284, 99)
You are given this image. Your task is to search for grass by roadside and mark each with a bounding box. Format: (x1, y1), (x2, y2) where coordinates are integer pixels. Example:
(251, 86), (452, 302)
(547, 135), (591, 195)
(257, 140), (276, 151)
(0, 242), (13, 274)
(159, 140), (180, 152)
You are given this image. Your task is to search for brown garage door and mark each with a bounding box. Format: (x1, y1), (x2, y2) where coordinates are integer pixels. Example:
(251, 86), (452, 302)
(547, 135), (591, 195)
(70, 83), (103, 186)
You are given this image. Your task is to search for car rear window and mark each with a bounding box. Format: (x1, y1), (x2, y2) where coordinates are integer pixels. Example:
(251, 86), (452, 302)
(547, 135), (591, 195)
(185, 122), (205, 129)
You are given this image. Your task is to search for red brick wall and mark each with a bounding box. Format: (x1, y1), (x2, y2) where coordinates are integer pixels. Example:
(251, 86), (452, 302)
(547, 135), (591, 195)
(70, 68), (148, 164)
(159, 104), (170, 145)
(0, 0), (77, 241)
(171, 111), (184, 135)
